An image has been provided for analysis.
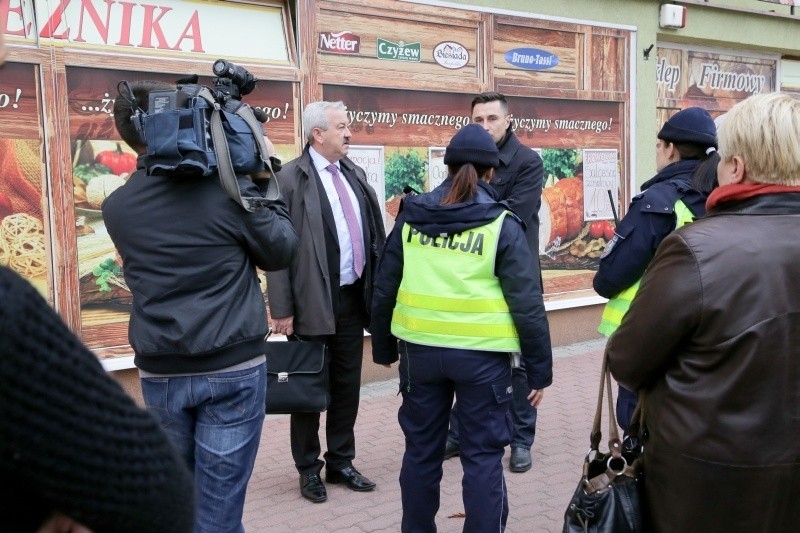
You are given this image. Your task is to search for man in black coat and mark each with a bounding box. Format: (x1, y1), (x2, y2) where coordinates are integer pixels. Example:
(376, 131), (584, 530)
(103, 80), (298, 531)
(267, 101), (386, 503)
(445, 92), (547, 473)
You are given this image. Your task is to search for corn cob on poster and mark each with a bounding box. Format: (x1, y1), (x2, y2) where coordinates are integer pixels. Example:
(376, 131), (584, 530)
(323, 84), (626, 302)
(0, 62), (48, 297)
(66, 66), (296, 353)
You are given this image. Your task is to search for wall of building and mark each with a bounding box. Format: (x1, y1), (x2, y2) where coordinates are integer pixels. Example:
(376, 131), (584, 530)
(442, 0), (797, 188)
(110, 0), (798, 393)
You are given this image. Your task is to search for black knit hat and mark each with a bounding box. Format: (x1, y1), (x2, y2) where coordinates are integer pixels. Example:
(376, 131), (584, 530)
(444, 124), (500, 168)
(0, 266), (194, 532)
(658, 107), (717, 148)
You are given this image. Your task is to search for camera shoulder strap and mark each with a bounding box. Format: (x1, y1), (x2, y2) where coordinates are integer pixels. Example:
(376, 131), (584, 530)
(196, 87), (280, 212)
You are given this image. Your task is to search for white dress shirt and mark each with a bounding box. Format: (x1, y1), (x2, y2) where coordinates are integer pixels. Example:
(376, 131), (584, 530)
(309, 147), (365, 286)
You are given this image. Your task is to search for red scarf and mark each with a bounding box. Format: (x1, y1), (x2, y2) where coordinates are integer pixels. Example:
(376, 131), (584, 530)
(706, 183), (800, 211)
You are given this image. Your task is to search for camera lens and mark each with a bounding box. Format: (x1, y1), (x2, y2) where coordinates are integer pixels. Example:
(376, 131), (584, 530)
(212, 59), (229, 77)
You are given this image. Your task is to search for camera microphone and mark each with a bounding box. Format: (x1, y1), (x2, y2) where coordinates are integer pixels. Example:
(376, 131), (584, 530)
(251, 107), (269, 123)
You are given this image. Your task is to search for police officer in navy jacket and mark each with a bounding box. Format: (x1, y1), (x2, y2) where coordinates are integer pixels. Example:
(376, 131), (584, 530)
(371, 124), (552, 533)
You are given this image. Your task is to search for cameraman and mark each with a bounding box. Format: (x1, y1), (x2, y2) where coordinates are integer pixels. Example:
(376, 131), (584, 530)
(103, 80), (298, 532)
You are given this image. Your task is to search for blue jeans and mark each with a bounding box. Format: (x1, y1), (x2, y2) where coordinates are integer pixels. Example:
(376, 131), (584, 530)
(141, 363), (266, 533)
(398, 342), (512, 533)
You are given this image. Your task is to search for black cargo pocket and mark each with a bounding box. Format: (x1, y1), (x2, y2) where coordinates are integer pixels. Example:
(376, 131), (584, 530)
(486, 381), (513, 448)
(398, 342), (411, 394)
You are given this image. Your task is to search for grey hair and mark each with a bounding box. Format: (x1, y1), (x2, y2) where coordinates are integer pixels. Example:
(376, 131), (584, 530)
(303, 101), (348, 144)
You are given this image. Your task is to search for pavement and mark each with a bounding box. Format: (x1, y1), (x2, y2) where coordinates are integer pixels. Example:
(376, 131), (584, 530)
(243, 338), (608, 532)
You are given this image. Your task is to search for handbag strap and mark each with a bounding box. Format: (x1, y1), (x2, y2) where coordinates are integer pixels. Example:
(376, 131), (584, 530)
(589, 352), (623, 460)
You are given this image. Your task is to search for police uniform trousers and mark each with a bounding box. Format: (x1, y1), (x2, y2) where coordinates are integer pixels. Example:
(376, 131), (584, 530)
(449, 363), (537, 450)
(290, 283), (365, 475)
(397, 341), (513, 533)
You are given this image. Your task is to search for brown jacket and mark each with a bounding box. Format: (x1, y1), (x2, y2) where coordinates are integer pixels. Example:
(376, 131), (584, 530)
(607, 192), (800, 533)
(266, 145), (386, 335)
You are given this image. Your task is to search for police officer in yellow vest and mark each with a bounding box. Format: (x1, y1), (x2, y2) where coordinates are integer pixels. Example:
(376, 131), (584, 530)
(594, 107), (719, 430)
(371, 124), (553, 533)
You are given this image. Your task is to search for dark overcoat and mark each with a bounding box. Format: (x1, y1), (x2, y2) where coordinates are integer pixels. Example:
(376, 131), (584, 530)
(266, 145), (385, 335)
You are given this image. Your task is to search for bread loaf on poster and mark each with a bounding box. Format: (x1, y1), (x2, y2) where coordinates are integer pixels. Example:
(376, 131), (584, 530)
(538, 177), (585, 254)
(0, 213), (46, 278)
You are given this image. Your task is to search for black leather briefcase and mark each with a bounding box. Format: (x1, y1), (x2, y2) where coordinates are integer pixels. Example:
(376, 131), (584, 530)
(265, 339), (329, 414)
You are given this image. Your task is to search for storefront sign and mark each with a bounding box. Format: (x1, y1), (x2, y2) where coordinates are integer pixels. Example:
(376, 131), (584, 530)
(319, 31), (361, 54)
(433, 42), (469, 69)
(2, 0), (289, 62)
(503, 48), (559, 71)
(656, 45), (777, 126)
(376, 38), (421, 62)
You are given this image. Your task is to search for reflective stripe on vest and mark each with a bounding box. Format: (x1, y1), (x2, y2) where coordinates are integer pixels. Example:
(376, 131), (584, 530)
(391, 212), (520, 351)
(597, 199), (695, 336)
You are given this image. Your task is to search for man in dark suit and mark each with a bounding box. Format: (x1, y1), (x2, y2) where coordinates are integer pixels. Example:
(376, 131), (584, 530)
(445, 92), (548, 474)
(267, 101), (386, 503)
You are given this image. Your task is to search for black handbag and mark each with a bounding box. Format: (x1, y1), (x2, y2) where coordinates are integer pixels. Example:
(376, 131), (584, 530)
(563, 353), (645, 533)
(265, 337), (329, 414)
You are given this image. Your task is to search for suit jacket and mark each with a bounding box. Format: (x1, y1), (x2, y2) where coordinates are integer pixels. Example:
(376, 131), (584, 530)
(266, 145), (386, 336)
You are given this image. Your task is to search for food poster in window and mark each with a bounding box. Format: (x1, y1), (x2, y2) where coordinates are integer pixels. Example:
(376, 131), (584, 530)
(0, 62), (49, 297)
(66, 66), (296, 353)
(324, 84), (626, 302)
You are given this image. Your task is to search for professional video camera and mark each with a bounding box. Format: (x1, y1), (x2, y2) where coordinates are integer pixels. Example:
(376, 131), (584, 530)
(120, 59), (279, 211)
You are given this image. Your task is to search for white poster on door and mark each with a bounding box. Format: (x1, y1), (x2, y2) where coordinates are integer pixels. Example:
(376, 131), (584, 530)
(582, 149), (618, 221)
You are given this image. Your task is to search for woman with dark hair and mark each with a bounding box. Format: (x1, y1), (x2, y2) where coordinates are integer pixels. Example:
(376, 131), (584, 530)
(370, 124), (552, 532)
(593, 106), (718, 430)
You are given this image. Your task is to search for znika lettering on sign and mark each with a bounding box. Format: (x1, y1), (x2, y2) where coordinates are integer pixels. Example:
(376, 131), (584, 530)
(8, 0), (288, 61)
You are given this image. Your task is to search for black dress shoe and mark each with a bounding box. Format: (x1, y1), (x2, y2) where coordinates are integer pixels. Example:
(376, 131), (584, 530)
(444, 440), (460, 460)
(300, 473), (327, 503)
(325, 466), (376, 491)
(509, 447), (532, 473)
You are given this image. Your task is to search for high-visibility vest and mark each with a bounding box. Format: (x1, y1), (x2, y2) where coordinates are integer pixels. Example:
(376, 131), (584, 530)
(391, 212), (520, 351)
(597, 199), (695, 336)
